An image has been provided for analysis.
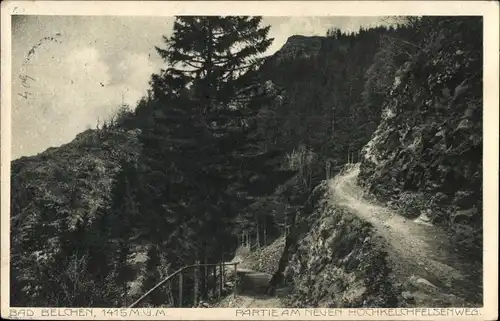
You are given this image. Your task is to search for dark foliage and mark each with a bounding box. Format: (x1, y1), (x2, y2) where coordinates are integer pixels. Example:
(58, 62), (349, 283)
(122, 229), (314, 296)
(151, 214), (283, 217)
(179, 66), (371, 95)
(10, 16), (483, 308)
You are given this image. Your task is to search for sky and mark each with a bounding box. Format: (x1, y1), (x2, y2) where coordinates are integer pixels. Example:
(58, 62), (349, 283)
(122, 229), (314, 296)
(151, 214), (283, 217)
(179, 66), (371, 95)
(11, 16), (390, 159)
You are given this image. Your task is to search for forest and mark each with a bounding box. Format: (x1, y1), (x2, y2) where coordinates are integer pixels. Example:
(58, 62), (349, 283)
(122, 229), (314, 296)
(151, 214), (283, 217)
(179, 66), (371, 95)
(10, 16), (483, 307)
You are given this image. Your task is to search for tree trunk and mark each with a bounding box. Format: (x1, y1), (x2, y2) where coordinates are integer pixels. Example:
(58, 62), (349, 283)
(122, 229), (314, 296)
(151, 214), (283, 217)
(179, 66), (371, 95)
(263, 215), (267, 246)
(233, 263), (238, 297)
(178, 272), (183, 307)
(203, 247), (208, 300)
(284, 215), (288, 237)
(166, 279), (174, 307)
(212, 266), (217, 298)
(268, 207), (300, 295)
(331, 107), (335, 137)
(205, 18), (214, 113)
(194, 261), (199, 307)
(256, 215), (260, 249)
(267, 230), (294, 295)
(218, 259), (223, 298)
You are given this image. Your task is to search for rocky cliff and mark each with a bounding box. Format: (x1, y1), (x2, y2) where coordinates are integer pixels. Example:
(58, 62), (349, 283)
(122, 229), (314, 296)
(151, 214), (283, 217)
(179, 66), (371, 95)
(357, 17), (483, 260)
(264, 17), (483, 309)
(281, 165), (481, 308)
(272, 35), (324, 62)
(284, 181), (401, 308)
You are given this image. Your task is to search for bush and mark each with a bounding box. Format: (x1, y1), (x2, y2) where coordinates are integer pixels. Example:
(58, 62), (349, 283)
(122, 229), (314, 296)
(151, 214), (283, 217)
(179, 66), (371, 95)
(393, 191), (427, 219)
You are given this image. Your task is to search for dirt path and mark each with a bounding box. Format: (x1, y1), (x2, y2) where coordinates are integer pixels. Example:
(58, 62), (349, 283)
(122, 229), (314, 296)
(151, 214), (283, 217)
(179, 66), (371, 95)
(329, 164), (482, 304)
(216, 265), (284, 308)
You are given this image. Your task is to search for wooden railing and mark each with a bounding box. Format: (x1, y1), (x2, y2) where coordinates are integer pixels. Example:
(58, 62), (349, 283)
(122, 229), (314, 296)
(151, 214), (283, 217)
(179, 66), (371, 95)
(128, 261), (240, 308)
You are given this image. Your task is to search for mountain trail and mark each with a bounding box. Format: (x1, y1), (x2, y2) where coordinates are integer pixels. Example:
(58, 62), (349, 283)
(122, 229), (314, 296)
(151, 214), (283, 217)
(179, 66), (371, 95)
(329, 164), (482, 304)
(215, 265), (284, 308)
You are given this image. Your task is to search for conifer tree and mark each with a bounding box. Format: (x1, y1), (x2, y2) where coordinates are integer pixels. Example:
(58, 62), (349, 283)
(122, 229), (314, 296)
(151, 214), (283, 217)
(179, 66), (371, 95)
(154, 16), (273, 111)
(136, 16), (290, 283)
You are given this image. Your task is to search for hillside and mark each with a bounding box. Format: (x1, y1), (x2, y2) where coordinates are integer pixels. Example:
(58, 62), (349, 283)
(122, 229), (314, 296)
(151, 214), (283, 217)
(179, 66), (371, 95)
(9, 16), (484, 308)
(256, 17), (483, 308)
(11, 128), (143, 306)
(358, 17), (483, 260)
(281, 165), (480, 308)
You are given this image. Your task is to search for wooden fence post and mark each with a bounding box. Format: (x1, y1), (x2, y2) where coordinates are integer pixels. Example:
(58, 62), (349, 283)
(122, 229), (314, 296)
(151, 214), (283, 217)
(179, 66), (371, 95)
(178, 271), (183, 307)
(212, 266), (217, 298)
(166, 279), (173, 307)
(194, 261), (199, 307)
(218, 262), (223, 298)
(221, 250), (225, 286)
(233, 262), (238, 297)
(204, 253), (208, 300)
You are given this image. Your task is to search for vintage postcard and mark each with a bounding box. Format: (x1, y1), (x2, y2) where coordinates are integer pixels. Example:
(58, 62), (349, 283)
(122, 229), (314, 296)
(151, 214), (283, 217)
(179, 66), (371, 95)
(1, 1), (498, 320)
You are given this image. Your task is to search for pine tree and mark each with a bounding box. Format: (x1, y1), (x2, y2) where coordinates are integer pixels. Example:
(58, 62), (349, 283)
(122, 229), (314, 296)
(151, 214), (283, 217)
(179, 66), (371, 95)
(135, 16), (291, 280)
(154, 16), (274, 111)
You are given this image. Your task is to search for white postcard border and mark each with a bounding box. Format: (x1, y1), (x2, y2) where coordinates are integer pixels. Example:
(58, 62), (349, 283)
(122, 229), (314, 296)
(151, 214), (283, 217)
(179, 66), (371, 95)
(1, 1), (498, 320)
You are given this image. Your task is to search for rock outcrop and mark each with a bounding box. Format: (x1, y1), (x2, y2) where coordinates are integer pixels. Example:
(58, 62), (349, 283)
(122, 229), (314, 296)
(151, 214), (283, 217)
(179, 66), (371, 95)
(357, 17), (483, 260)
(243, 236), (286, 276)
(281, 167), (480, 308)
(283, 182), (402, 308)
(273, 35), (324, 62)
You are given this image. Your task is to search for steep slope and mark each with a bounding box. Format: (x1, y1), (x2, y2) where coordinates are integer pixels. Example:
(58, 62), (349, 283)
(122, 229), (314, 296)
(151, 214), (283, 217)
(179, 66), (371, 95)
(266, 17), (484, 309)
(331, 164), (481, 305)
(281, 165), (480, 308)
(284, 180), (401, 308)
(9, 17), (484, 309)
(10, 128), (142, 306)
(358, 17), (483, 260)
(242, 236), (286, 275)
(258, 27), (392, 164)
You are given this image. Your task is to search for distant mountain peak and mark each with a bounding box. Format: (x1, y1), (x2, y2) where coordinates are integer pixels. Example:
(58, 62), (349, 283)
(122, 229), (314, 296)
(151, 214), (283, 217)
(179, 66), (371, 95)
(273, 35), (325, 61)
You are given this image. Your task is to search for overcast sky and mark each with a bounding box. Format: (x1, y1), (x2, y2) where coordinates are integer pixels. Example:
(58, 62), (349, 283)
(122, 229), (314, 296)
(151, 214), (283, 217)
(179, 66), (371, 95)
(11, 16), (389, 159)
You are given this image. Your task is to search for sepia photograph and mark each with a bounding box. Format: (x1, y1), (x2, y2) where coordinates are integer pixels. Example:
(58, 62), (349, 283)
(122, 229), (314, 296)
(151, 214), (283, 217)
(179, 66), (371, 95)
(1, 1), (498, 320)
